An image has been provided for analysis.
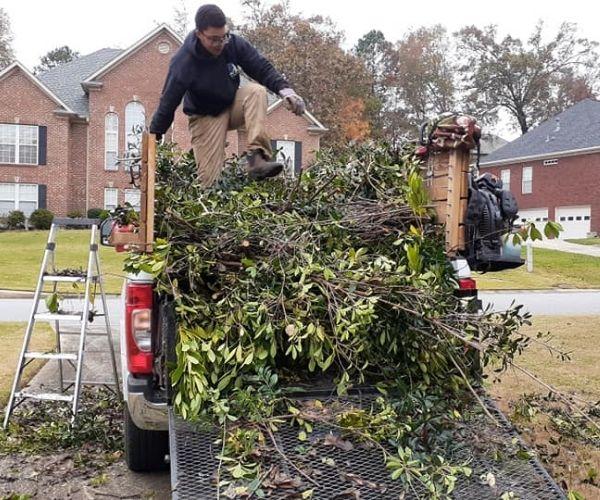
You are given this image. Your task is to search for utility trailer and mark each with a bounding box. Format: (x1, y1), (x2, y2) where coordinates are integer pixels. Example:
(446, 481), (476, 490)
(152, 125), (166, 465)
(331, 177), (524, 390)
(103, 129), (565, 499)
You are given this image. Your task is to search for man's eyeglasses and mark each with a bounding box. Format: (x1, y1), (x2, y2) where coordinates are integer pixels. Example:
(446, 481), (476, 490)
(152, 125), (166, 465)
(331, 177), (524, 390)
(201, 32), (231, 46)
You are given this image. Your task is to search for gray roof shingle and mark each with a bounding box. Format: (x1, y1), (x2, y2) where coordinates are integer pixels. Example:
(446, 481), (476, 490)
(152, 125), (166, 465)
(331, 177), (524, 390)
(37, 48), (123, 117)
(481, 99), (600, 165)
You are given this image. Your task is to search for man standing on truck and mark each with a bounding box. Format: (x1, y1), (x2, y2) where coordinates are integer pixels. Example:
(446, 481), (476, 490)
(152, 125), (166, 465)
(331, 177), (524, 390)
(149, 4), (306, 186)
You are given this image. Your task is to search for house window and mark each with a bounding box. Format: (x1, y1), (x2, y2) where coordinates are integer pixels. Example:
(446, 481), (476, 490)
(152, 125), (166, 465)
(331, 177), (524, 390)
(522, 166), (533, 194)
(105, 113), (118, 170)
(125, 101), (145, 151)
(0, 183), (38, 216)
(0, 124), (39, 165)
(124, 188), (141, 211)
(274, 140), (296, 177)
(104, 187), (118, 211)
(500, 169), (510, 191)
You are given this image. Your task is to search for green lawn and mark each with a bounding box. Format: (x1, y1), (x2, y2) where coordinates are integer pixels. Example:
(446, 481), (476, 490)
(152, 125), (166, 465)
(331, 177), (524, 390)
(0, 322), (55, 406)
(565, 237), (600, 246)
(0, 230), (127, 294)
(1, 231), (598, 292)
(475, 247), (600, 289)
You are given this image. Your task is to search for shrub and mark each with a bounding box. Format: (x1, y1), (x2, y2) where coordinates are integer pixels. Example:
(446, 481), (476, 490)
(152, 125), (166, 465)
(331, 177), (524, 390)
(99, 210), (110, 220)
(67, 210), (84, 218)
(87, 208), (104, 219)
(29, 209), (54, 230)
(7, 210), (25, 229)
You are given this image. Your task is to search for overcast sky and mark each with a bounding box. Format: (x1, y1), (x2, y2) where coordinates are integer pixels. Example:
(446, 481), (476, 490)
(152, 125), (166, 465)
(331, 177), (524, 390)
(3, 0), (599, 139)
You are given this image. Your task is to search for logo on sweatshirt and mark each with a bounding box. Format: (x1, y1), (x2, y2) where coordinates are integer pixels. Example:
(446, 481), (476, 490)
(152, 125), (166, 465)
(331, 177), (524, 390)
(227, 63), (240, 80)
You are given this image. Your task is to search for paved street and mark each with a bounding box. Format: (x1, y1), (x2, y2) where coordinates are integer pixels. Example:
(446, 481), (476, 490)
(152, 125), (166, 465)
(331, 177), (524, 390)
(1, 290), (600, 323)
(0, 296), (121, 323)
(479, 289), (600, 315)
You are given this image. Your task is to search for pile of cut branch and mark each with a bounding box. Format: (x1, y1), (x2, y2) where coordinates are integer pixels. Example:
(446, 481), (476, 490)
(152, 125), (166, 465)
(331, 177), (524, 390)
(126, 143), (541, 496)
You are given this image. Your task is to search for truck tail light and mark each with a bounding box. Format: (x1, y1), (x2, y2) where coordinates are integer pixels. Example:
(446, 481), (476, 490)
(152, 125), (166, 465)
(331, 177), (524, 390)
(455, 277), (478, 298)
(126, 283), (154, 374)
(458, 278), (477, 290)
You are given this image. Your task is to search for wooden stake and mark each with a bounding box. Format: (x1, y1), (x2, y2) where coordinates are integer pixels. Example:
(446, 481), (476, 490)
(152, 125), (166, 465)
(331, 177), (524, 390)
(145, 134), (156, 252)
(108, 131), (155, 253)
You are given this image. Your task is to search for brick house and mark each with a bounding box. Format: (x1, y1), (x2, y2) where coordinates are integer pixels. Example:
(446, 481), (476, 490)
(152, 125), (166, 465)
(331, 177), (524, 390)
(480, 99), (600, 239)
(0, 24), (327, 218)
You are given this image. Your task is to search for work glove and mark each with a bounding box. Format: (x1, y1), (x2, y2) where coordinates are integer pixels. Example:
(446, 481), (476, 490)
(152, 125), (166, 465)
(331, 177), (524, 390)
(279, 88), (306, 116)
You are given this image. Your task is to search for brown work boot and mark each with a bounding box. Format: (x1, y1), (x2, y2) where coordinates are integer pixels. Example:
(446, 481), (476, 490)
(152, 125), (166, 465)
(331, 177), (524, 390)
(246, 150), (283, 181)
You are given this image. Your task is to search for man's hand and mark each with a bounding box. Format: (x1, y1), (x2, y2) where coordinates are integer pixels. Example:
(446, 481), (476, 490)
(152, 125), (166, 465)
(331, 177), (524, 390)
(279, 88), (306, 116)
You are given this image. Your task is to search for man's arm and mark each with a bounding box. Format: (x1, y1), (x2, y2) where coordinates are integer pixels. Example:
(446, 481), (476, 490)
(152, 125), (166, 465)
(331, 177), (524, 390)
(233, 35), (289, 94)
(149, 67), (187, 136)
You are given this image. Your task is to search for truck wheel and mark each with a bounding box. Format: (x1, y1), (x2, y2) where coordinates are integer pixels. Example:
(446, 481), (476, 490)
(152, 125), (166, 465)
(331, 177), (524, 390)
(124, 404), (169, 471)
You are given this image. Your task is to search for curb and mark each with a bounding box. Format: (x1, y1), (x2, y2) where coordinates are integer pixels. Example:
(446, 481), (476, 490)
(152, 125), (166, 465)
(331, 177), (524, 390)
(479, 288), (600, 294)
(0, 289), (121, 299)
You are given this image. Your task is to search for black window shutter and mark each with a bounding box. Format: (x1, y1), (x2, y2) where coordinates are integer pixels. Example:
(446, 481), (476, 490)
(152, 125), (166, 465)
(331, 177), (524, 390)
(38, 126), (47, 165)
(294, 141), (302, 175)
(38, 184), (47, 209)
(270, 140), (278, 158)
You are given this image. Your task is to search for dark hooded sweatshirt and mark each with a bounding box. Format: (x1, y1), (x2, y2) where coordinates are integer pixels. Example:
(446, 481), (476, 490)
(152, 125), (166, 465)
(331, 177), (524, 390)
(149, 32), (289, 134)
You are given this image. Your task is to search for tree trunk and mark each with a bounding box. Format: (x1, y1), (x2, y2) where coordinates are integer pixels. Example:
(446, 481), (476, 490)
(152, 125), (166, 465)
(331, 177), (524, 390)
(516, 111), (529, 135)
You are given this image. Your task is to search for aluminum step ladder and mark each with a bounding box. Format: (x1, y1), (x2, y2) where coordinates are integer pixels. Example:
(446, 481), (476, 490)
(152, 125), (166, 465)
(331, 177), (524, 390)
(3, 220), (121, 429)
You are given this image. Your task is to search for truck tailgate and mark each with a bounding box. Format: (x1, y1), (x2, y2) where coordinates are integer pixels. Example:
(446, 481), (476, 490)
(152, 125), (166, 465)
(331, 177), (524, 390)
(169, 392), (565, 499)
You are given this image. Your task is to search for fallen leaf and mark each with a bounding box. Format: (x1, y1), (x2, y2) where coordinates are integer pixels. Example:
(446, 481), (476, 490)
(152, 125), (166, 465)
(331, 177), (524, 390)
(323, 433), (354, 452)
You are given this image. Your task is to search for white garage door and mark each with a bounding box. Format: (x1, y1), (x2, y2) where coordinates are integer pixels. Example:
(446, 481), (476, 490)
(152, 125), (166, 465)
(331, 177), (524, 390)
(517, 208), (548, 225)
(555, 206), (591, 239)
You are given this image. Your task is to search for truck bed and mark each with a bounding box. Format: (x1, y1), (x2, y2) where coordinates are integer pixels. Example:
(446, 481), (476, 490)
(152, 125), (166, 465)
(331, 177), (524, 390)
(168, 390), (565, 499)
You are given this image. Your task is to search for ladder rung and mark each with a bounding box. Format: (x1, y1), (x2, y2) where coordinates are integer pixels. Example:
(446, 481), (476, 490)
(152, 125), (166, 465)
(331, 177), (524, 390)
(58, 330), (113, 337)
(35, 313), (82, 322)
(63, 379), (118, 386)
(15, 391), (73, 402)
(24, 352), (78, 361)
(43, 275), (87, 283)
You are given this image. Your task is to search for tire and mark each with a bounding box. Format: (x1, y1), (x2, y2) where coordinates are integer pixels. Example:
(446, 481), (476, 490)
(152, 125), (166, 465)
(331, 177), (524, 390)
(124, 403), (169, 472)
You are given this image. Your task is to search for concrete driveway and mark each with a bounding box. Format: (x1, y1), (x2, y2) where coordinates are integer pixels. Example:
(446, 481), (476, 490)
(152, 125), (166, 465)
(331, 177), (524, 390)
(533, 238), (600, 257)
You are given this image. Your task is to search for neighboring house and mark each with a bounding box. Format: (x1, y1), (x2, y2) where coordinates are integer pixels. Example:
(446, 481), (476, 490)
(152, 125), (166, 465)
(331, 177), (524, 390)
(471, 133), (508, 167)
(478, 133), (508, 160)
(480, 99), (600, 239)
(0, 25), (326, 218)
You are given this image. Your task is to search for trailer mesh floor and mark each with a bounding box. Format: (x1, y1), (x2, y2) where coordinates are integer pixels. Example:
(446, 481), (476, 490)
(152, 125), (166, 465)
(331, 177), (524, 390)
(169, 392), (565, 499)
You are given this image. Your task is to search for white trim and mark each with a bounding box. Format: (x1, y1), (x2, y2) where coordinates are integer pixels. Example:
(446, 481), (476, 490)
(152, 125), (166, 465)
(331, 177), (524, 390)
(104, 187), (119, 210)
(267, 99), (328, 131)
(0, 182), (39, 216)
(500, 169), (510, 191)
(0, 61), (75, 113)
(480, 145), (600, 167)
(84, 24), (183, 83)
(0, 123), (39, 165)
(104, 112), (119, 171)
(521, 166), (533, 194)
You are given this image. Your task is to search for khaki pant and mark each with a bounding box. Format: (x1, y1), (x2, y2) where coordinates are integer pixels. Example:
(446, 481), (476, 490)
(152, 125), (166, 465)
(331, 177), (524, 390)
(188, 82), (273, 187)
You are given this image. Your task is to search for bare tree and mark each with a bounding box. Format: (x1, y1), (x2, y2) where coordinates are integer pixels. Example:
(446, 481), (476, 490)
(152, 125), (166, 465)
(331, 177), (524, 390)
(0, 8), (14, 70)
(456, 22), (599, 134)
(384, 25), (458, 141)
(172, 0), (190, 39)
(239, 1), (372, 147)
